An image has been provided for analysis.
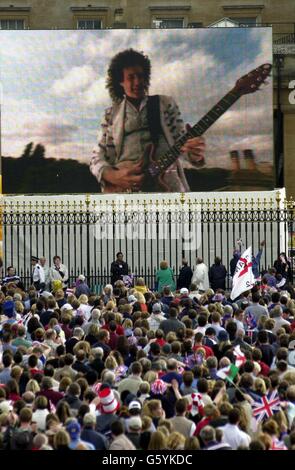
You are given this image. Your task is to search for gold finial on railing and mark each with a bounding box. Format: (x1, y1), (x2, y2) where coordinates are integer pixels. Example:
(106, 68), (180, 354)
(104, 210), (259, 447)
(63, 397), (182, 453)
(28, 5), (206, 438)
(270, 198), (274, 210)
(91, 198), (97, 211)
(288, 196), (295, 211)
(16, 200), (20, 214)
(231, 199), (236, 211)
(180, 192), (185, 205)
(237, 197), (242, 211)
(213, 198), (217, 212)
(250, 197), (254, 210)
(256, 197), (261, 210)
(276, 191), (281, 209)
(225, 197), (229, 211)
(283, 197), (288, 210)
(219, 198), (223, 211)
(244, 198), (248, 210)
(41, 200), (45, 214)
(289, 196), (295, 217)
(143, 199), (147, 213)
(85, 194), (91, 207)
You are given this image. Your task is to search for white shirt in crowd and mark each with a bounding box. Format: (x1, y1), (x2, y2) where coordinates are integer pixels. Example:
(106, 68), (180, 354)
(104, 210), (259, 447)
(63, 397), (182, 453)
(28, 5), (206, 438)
(49, 263), (69, 288)
(218, 423), (251, 450)
(191, 263), (209, 291)
(32, 408), (49, 432)
(32, 263), (45, 284)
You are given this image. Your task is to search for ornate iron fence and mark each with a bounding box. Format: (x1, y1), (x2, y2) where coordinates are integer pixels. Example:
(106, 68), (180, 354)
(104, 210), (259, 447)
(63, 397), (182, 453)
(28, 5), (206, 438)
(1, 192), (294, 291)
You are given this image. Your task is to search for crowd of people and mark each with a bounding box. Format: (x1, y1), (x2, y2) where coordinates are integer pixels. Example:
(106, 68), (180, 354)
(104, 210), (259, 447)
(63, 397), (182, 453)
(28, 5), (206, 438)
(0, 250), (295, 451)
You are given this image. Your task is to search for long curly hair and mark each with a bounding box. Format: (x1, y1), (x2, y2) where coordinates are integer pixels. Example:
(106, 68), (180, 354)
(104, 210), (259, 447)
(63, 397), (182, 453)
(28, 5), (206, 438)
(106, 48), (151, 103)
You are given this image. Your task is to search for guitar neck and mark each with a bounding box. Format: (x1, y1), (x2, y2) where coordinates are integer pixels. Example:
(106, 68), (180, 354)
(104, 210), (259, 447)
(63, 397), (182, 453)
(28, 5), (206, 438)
(154, 89), (240, 174)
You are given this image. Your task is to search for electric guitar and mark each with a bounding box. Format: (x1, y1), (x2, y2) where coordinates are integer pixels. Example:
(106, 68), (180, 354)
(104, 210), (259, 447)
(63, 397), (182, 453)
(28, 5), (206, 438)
(103, 63), (272, 193)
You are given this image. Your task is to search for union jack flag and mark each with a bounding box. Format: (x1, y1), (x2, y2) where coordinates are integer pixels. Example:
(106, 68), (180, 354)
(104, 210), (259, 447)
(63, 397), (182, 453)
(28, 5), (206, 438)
(252, 391), (281, 423)
(114, 365), (128, 382)
(271, 438), (287, 451)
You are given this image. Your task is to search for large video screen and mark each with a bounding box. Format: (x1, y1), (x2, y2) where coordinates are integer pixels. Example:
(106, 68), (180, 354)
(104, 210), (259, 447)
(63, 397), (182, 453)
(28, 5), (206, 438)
(0, 28), (273, 194)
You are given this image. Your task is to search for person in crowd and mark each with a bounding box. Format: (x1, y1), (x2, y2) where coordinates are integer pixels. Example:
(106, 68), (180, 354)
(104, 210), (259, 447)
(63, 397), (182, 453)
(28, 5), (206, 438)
(31, 256), (45, 292)
(49, 256), (69, 290)
(1, 256), (295, 454)
(156, 260), (176, 293)
(177, 259), (193, 290)
(209, 257), (227, 291)
(75, 275), (91, 297)
(274, 252), (292, 282)
(192, 258), (210, 292)
(110, 252), (129, 286)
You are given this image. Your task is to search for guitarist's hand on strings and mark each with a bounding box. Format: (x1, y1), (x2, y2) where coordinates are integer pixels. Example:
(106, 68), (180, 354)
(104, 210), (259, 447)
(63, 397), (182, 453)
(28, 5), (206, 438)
(180, 123), (205, 167)
(102, 159), (144, 191)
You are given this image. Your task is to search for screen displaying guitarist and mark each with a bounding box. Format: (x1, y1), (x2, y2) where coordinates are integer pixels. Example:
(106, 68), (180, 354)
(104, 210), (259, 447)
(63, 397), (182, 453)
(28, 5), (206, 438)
(90, 48), (271, 194)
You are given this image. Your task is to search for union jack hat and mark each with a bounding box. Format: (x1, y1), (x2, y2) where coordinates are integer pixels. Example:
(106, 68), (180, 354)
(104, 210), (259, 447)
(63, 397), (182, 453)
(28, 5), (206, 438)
(151, 379), (167, 395)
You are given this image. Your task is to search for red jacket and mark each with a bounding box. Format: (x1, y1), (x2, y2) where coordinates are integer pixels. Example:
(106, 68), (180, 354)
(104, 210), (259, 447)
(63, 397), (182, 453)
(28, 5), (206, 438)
(195, 417), (211, 436)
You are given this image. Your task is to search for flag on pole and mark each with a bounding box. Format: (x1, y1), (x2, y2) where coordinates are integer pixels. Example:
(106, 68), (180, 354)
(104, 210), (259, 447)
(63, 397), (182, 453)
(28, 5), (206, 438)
(230, 246), (255, 300)
(252, 390), (281, 423)
(233, 345), (246, 368)
(216, 363), (239, 382)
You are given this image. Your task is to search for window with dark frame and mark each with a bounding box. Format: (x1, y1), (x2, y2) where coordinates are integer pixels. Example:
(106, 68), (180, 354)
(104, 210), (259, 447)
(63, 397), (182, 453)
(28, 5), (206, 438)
(0, 19), (24, 29)
(229, 17), (257, 26)
(152, 18), (184, 28)
(77, 19), (102, 29)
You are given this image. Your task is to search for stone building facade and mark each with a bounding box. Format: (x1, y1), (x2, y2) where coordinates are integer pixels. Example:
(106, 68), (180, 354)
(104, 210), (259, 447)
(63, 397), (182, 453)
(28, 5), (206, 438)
(0, 0), (294, 195)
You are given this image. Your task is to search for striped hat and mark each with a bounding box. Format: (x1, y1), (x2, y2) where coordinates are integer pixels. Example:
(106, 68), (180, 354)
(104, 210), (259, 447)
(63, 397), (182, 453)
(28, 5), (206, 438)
(189, 392), (204, 417)
(98, 387), (120, 414)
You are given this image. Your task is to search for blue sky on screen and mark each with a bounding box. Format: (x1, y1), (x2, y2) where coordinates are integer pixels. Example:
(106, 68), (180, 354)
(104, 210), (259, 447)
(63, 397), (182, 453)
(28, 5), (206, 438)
(0, 28), (272, 169)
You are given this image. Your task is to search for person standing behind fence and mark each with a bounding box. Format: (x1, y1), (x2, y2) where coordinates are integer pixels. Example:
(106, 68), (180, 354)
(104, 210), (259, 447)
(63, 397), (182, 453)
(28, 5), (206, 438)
(39, 257), (50, 291)
(110, 252), (129, 286)
(274, 252), (292, 283)
(31, 256), (45, 292)
(177, 259), (193, 291)
(49, 256), (69, 290)
(209, 257), (227, 291)
(191, 258), (209, 292)
(156, 260), (176, 293)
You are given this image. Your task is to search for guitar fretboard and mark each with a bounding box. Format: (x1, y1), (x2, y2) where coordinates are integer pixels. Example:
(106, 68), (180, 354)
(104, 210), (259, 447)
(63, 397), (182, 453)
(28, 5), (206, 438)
(148, 89), (240, 176)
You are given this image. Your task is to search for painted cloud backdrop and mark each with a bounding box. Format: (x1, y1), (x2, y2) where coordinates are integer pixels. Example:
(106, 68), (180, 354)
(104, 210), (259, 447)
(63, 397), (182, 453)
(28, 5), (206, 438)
(0, 28), (272, 169)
